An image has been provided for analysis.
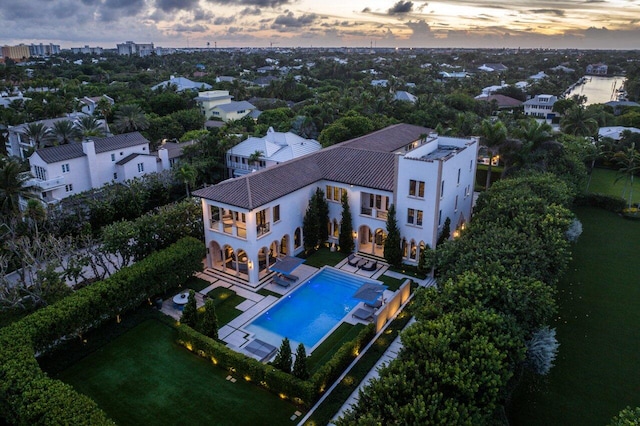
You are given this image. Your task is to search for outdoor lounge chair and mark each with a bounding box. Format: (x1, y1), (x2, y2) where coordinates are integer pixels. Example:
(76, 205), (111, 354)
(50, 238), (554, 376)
(365, 298), (383, 309)
(351, 307), (375, 321)
(274, 276), (291, 288)
(361, 260), (377, 271)
(347, 254), (362, 267)
(281, 273), (299, 283)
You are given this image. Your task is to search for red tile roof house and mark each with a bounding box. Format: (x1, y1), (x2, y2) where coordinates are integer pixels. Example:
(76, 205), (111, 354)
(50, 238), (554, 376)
(194, 124), (479, 287)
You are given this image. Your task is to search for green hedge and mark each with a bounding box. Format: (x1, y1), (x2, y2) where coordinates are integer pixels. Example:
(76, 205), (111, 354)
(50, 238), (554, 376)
(574, 193), (626, 212)
(176, 322), (376, 407)
(0, 237), (205, 425)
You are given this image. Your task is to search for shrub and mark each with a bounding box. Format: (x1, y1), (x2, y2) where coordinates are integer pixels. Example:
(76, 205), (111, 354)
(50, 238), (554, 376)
(525, 327), (560, 375)
(180, 290), (197, 327)
(273, 337), (293, 374)
(293, 343), (310, 380)
(574, 193), (626, 212)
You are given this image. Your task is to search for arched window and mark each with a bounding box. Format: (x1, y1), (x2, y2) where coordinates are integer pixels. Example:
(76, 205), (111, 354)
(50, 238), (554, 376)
(410, 240), (417, 260)
(294, 227), (302, 249)
(333, 219), (339, 237)
(402, 238), (408, 258)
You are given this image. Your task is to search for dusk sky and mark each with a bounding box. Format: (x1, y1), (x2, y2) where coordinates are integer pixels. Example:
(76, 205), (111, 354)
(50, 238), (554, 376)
(2, 0), (639, 50)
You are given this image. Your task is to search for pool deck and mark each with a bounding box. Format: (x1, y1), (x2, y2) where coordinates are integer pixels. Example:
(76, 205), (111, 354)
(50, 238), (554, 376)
(170, 255), (425, 361)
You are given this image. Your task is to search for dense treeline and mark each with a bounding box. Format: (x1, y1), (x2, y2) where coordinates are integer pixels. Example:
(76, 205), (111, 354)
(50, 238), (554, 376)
(338, 171), (576, 424)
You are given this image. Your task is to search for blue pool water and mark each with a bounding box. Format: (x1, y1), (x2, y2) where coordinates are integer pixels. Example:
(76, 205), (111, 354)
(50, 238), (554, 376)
(245, 268), (364, 350)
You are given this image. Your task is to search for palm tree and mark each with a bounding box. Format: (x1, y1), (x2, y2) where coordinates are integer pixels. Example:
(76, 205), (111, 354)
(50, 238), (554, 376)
(561, 106), (599, 137)
(24, 198), (46, 238)
(51, 120), (80, 145)
(248, 150), (263, 169)
(113, 104), (149, 134)
(23, 122), (52, 149)
(478, 119), (507, 189)
(611, 143), (640, 209)
(75, 116), (106, 138)
(0, 157), (39, 218)
(175, 163), (197, 197)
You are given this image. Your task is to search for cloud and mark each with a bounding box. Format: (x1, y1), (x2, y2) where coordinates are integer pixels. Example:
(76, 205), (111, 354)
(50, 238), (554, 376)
(388, 1), (414, 15)
(362, 7), (371, 13)
(241, 6), (262, 15)
(170, 23), (208, 32)
(155, 0), (199, 12)
(530, 9), (566, 17)
(272, 11), (319, 30)
(206, 0), (293, 7)
(406, 19), (432, 38)
(214, 16), (236, 25)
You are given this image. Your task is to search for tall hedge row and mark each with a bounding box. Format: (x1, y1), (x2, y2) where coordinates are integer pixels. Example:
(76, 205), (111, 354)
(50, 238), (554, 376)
(0, 237), (205, 425)
(177, 322), (376, 407)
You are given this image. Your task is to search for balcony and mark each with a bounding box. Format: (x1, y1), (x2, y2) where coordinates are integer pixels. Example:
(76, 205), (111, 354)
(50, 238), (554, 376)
(27, 176), (65, 190)
(257, 222), (270, 238)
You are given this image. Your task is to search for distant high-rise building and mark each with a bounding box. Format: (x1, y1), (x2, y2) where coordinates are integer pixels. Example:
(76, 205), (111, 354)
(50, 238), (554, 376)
(29, 43), (61, 57)
(116, 41), (154, 56)
(1, 44), (31, 61)
(70, 45), (104, 55)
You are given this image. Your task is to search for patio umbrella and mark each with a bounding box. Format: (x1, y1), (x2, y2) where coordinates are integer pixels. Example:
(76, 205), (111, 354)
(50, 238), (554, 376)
(270, 256), (305, 274)
(352, 282), (388, 303)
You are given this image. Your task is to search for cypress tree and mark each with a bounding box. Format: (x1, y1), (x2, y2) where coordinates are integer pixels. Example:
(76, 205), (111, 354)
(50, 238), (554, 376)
(339, 192), (354, 253)
(292, 343), (310, 380)
(273, 337), (293, 373)
(200, 299), (218, 339)
(302, 200), (319, 253)
(180, 290), (197, 327)
(315, 188), (330, 244)
(383, 204), (402, 267)
(437, 217), (451, 246)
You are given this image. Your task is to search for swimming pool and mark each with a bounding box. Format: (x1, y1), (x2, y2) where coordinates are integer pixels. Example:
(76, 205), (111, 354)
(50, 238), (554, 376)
(244, 267), (365, 351)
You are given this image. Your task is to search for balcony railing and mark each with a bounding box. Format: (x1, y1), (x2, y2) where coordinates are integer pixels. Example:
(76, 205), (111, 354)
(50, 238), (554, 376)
(27, 176), (65, 190)
(361, 206), (372, 216)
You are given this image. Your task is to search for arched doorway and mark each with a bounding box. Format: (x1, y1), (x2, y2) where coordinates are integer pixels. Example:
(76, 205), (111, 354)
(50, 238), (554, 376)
(209, 241), (223, 268)
(294, 227), (302, 250)
(280, 235), (289, 256)
(373, 228), (386, 257)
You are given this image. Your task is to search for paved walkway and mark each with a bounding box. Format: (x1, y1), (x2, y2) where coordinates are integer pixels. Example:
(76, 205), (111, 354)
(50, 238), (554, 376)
(329, 318), (416, 424)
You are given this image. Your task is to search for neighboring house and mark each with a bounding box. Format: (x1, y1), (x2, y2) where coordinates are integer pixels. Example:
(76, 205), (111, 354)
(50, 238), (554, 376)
(371, 79), (389, 87)
(155, 139), (198, 169)
(195, 90), (233, 115)
(475, 94), (523, 109)
(216, 76), (236, 83)
(151, 75), (212, 92)
(478, 63), (508, 72)
(393, 91), (418, 103)
(598, 126), (640, 141)
(195, 90), (257, 122)
(0, 93), (31, 108)
(211, 101), (257, 122)
(438, 71), (470, 79)
(253, 76), (279, 87)
(226, 127), (321, 177)
(257, 66), (276, 74)
(529, 71), (548, 81)
(523, 94), (558, 119)
(604, 100), (640, 116)
(79, 94), (114, 116)
(480, 82), (508, 96)
(194, 124), (478, 286)
(27, 132), (157, 204)
(586, 63), (608, 75)
(6, 115), (109, 159)
(550, 65), (575, 73)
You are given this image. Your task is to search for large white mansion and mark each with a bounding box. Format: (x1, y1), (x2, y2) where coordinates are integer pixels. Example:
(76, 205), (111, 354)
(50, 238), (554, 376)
(194, 124), (479, 286)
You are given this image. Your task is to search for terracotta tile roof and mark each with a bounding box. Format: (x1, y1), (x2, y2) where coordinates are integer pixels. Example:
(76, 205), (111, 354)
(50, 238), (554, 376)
(194, 124), (429, 210)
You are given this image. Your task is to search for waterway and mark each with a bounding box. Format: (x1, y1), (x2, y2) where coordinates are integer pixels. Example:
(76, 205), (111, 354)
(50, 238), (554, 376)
(564, 75), (627, 105)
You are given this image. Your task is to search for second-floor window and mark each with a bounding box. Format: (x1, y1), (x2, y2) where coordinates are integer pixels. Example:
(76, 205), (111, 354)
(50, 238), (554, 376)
(407, 208), (423, 226)
(326, 185), (346, 202)
(113, 173), (118, 180)
(34, 165), (47, 180)
(61, 163), (70, 173)
(137, 162), (144, 173)
(111, 153), (116, 162)
(65, 184), (73, 192)
(273, 205), (280, 222)
(409, 179), (425, 198)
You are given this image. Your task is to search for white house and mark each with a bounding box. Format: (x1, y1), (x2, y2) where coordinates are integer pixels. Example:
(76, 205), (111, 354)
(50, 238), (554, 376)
(6, 115), (109, 160)
(79, 94), (114, 116)
(151, 76), (212, 92)
(598, 126), (640, 141)
(27, 132), (158, 204)
(586, 63), (608, 75)
(523, 94), (558, 119)
(393, 91), (418, 103)
(226, 127), (321, 177)
(195, 90), (256, 122)
(194, 124), (478, 286)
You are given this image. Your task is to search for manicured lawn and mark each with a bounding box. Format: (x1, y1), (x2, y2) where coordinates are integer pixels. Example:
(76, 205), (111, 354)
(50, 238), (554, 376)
(205, 287), (246, 325)
(508, 207), (640, 425)
(377, 275), (405, 291)
(307, 323), (365, 373)
(57, 319), (298, 426)
(587, 167), (640, 204)
(184, 276), (212, 292)
(303, 247), (347, 268)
